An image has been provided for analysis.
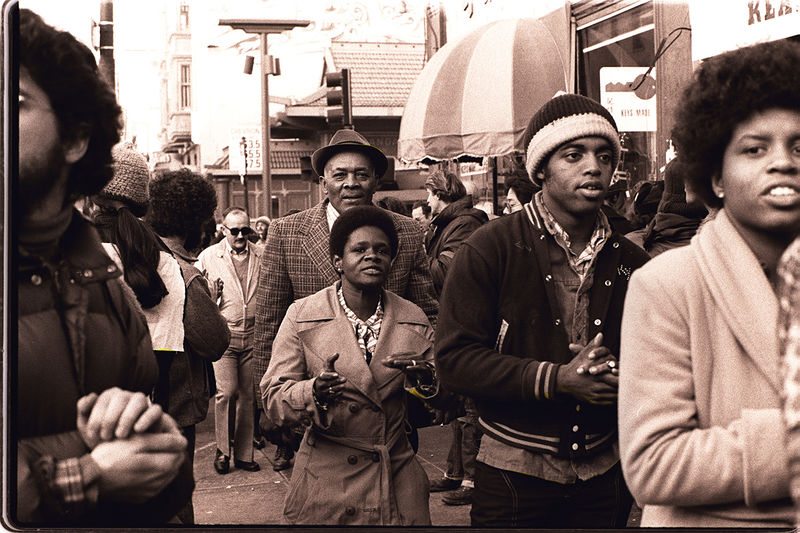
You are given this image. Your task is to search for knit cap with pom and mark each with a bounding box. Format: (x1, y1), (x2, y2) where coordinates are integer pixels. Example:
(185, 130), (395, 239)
(100, 142), (150, 217)
(522, 93), (621, 186)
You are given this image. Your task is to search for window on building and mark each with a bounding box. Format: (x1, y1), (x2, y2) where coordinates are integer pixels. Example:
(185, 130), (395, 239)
(179, 2), (190, 31)
(577, 1), (656, 185)
(180, 64), (191, 109)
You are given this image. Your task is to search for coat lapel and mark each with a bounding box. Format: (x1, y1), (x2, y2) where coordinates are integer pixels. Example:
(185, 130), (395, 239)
(296, 286), (382, 407)
(369, 292), (433, 397)
(301, 203), (339, 285)
(694, 209), (780, 391)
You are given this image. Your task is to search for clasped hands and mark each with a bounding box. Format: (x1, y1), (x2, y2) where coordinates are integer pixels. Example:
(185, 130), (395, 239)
(76, 387), (186, 503)
(556, 332), (619, 406)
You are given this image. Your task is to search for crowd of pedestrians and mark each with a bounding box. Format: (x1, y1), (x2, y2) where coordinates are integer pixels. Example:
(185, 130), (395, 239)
(13, 6), (800, 529)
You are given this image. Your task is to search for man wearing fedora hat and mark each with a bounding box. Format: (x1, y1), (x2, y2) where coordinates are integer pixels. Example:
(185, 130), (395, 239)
(253, 128), (438, 469)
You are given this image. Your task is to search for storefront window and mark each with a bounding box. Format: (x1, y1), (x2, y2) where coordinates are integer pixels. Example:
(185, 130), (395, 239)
(577, 1), (656, 185)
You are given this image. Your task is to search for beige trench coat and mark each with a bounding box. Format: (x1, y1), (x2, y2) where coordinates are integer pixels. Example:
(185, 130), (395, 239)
(261, 284), (433, 525)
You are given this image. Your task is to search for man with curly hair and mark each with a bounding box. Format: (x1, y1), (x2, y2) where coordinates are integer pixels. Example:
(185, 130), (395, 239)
(16, 8), (191, 525)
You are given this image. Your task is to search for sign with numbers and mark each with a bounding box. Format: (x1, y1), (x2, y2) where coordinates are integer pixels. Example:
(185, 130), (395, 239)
(229, 127), (262, 173)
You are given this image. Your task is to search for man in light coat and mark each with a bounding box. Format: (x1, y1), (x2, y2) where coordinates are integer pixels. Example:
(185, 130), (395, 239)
(197, 207), (263, 474)
(253, 129), (438, 469)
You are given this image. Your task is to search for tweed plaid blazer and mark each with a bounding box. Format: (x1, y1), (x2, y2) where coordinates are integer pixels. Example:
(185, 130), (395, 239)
(252, 200), (438, 382)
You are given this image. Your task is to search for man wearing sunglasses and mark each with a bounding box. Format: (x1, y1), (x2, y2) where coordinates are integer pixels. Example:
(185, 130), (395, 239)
(197, 207), (264, 474)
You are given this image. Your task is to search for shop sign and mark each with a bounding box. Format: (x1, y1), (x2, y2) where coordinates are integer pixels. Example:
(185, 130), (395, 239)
(689, 0), (800, 60)
(599, 67), (656, 132)
(229, 126), (262, 173)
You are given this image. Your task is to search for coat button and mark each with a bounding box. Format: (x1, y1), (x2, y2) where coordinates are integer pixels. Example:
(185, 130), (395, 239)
(345, 506), (356, 516)
(604, 280), (612, 287)
(349, 404), (359, 413)
(347, 455), (358, 465)
(545, 274), (553, 282)
(30, 274), (42, 286)
(572, 443), (579, 451)
(107, 264), (117, 273)
(572, 425), (579, 432)
(613, 242), (620, 248)
(83, 269), (93, 278)
(575, 404), (581, 412)
(554, 319), (561, 326)
(594, 319), (602, 326)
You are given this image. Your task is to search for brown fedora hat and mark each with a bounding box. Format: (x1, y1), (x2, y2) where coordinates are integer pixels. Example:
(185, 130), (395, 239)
(311, 129), (388, 178)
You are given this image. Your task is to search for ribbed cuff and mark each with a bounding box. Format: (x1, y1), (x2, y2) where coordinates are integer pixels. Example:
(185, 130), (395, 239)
(529, 361), (559, 401)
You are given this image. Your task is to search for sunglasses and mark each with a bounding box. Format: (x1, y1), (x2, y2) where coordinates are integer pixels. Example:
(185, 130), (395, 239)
(224, 225), (253, 237)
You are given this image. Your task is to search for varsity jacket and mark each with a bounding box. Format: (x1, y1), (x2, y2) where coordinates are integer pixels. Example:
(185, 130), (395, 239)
(435, 204), (649, 459)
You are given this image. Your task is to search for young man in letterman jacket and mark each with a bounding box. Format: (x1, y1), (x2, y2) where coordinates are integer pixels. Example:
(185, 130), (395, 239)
(435, 93), (650, 528)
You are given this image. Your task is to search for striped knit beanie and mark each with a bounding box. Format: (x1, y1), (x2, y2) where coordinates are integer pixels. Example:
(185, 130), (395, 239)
(101, 142), (150, 217)
(523, 93), (621, 186)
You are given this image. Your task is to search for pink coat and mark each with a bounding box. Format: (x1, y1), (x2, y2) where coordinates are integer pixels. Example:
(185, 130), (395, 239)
(619, 209), (792, 527)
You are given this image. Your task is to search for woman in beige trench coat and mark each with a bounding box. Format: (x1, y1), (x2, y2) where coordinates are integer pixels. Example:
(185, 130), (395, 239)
(261, 206), (437, 525)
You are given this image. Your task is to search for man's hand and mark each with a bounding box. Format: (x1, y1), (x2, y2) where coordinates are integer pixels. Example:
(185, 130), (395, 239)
(212, 278), (224, 303)
(555, 333), (619, 405)
(77, 388), (169, 449)
(90, 432), (187, 503)
(313, 353), (347, 404)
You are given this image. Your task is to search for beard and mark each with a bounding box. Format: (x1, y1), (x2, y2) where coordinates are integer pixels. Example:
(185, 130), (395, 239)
(19, 140), (66, 218)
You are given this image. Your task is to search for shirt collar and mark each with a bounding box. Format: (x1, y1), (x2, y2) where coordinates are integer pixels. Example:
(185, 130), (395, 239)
(225, 240), (249, 256)
(534, 191), (610, 252)
(326, 201), (340, 231)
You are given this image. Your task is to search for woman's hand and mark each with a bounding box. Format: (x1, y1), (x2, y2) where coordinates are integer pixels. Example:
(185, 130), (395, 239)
(383, 357), (435, 387)
(313, 352), (347, 405)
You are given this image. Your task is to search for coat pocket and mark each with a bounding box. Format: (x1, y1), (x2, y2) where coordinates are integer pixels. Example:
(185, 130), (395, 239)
(283, 464), (318, 523)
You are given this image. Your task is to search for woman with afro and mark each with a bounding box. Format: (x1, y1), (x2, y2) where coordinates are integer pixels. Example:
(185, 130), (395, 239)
(619, 38), (800, 527)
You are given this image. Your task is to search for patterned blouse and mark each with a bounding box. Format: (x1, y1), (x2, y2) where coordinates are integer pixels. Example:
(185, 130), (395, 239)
(337, 283), (383, 364)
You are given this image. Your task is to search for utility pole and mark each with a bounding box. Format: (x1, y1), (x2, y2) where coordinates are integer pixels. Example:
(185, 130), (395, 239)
(240, 136), (250, 215)
(219, 19), (311, 218)
(98, 0), (115, 90)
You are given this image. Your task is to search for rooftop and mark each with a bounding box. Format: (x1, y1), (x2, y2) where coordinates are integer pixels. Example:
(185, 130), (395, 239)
(302, 41), (425, 108)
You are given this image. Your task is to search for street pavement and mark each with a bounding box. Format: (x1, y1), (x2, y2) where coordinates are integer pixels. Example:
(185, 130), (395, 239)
(190, 399), (470, 526)
(189, 399), (641, 527)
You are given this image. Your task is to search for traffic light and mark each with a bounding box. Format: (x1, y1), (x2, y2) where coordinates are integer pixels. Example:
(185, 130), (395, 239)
(325, 68), (352, 128)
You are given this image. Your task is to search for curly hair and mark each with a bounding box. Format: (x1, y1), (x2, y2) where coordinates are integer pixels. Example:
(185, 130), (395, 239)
(329, 205), (399, 260)
(671, 38), (800, 210)
(148, 169), (218, 249)
(20, 9), (123, 198)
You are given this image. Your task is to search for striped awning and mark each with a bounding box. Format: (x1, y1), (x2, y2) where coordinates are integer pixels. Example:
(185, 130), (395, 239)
(398, 18), (569, 163)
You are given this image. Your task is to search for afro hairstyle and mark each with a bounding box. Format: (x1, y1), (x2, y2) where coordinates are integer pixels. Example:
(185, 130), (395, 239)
(147, 169), (218, 243)
(671, 37), (800, 210)
(329, 205), (399, 260)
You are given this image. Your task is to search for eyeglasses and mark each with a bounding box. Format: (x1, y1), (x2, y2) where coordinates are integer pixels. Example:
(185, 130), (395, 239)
(224, 225), (253, 236)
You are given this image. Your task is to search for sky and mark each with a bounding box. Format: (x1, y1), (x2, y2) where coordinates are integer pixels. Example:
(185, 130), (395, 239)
(20, 0), (562, 155)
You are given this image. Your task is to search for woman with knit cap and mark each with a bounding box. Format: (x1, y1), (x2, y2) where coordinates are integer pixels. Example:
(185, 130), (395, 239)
(619, 39), (800, 527)
(91, 143), (186, 416)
